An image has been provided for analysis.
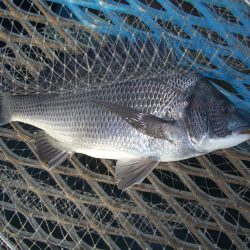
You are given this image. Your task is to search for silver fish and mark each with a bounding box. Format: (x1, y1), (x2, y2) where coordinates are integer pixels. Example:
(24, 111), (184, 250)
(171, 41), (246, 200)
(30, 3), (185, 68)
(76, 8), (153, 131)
(1, 72), (250, 189)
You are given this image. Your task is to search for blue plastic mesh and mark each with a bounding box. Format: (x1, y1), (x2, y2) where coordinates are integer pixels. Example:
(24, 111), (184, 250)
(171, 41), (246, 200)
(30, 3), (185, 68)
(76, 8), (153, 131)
(48, 0), (250, 109)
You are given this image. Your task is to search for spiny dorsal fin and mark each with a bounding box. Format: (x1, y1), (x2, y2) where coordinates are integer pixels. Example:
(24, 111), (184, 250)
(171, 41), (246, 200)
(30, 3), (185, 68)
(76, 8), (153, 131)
(116, 159), (159, 190)
(35, 131), (71, 168)
(94, 100), (175, 141)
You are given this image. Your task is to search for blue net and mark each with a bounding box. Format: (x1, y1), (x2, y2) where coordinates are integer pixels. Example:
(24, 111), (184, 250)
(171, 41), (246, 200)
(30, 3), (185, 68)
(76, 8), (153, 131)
(48, 0), (250, 109)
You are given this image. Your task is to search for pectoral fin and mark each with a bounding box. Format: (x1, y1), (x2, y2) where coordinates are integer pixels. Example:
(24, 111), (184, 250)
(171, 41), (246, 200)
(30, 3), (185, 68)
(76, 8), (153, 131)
(35, 131), (72, 168)
(116, 159), (159, 190)
(94, 100), (175, 140)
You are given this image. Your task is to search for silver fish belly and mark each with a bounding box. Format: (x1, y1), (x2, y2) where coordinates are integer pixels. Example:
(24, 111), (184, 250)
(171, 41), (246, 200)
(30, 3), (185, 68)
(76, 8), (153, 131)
(10, 76), (195, 160)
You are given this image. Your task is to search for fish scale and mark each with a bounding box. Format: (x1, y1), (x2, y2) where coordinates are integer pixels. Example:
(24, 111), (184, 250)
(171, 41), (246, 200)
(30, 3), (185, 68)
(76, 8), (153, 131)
(9, 76), (193, 159)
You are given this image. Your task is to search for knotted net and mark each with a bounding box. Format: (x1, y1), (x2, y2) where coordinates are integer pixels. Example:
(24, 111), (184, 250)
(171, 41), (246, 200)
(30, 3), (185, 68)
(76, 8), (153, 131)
(0, 0), (249, 249)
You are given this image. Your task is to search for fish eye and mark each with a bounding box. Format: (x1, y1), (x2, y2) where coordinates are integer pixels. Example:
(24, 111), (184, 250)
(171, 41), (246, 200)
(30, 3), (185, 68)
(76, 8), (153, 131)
(221, 103), (233, 114)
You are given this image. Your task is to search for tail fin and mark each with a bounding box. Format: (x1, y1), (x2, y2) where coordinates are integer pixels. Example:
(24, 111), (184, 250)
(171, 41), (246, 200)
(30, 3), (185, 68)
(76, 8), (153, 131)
(0, 95), (11, 125)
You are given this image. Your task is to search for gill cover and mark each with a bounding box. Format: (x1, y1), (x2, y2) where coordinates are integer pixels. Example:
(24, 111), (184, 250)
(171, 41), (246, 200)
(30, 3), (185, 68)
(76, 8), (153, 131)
(184, 95), (208, 144)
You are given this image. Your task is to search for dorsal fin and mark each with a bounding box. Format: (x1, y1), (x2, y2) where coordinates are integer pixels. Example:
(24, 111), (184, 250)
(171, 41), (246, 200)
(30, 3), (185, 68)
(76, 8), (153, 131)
(35, 131), (72, 168)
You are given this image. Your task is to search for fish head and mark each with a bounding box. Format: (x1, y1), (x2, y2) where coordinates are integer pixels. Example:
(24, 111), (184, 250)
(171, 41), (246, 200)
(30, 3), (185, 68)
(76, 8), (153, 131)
(185, 80), (250, 153)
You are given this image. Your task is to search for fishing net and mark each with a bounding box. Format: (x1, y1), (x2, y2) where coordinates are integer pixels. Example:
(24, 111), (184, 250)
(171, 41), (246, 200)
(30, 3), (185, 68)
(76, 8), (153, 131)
(0, 0), (250, 249)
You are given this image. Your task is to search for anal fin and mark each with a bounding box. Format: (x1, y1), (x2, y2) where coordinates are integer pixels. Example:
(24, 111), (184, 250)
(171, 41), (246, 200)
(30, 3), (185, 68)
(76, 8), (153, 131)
(116, 158), (159, 190)
(35, 131), (71, 168)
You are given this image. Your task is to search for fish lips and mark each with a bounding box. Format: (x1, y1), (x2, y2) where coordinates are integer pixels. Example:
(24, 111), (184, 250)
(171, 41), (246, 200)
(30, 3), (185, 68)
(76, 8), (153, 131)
(234, 125), (250, 135)
(235, 108), (250, 135)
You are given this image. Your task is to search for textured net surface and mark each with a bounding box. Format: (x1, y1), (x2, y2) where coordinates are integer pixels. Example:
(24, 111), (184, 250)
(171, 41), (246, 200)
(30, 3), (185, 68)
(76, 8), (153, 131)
(0, 0), (250, 249)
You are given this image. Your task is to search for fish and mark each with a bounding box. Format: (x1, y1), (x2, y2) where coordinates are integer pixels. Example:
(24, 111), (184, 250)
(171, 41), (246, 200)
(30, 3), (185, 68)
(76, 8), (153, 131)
(0, 71), (249, 190)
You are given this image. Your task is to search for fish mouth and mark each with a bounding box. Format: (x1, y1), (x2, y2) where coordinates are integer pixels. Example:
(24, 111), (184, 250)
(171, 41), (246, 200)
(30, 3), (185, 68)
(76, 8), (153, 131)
(240, 129), (250, 135)
(234, 125), (250, 135)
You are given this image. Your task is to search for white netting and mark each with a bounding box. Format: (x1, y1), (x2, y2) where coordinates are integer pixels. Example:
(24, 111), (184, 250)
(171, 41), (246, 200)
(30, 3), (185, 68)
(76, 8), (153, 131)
(0, 0), (250, 249)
